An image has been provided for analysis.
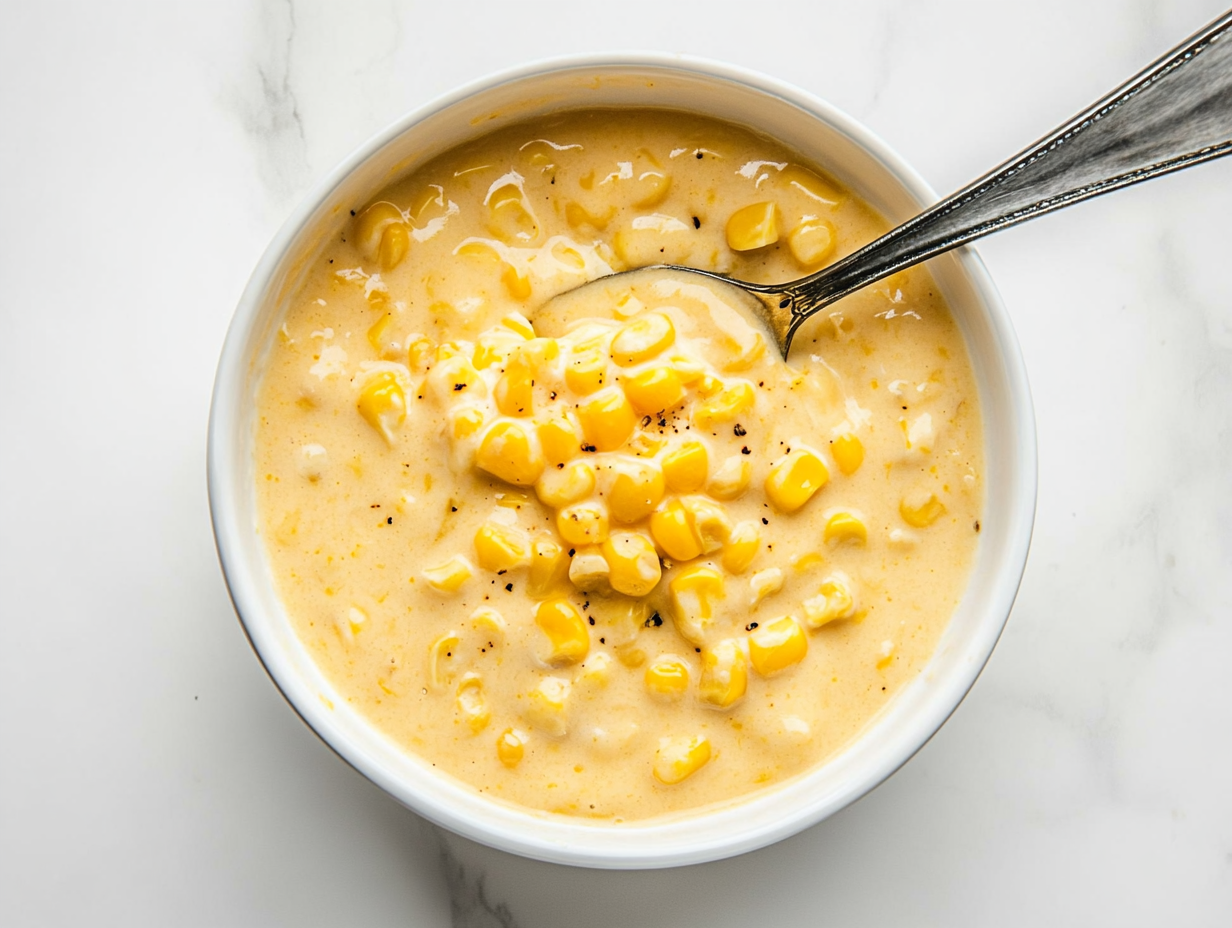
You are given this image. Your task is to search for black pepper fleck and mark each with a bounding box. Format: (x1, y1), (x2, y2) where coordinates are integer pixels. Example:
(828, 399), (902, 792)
(505, 583), (513, 592)
(741, 446), (751, 455)
(644, 611), (663, 628)
(692, 216), (700, 229)
(733, 424), (746, 436)
(386, 517), (393, 524)
(762, 517), (769, 525)
(745, 622), (759, 631)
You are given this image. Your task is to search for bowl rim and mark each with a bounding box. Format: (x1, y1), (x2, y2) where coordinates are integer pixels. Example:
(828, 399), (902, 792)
(208, 51), (1037, 869)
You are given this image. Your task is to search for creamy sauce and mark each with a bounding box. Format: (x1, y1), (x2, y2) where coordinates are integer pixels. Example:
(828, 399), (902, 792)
(255, 110), (983, 821)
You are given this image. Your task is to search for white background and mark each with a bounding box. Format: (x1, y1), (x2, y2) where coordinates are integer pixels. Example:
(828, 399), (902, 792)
(2, 1), (1230, 925)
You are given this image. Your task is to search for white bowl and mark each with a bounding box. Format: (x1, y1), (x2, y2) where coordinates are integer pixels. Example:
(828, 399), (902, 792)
(208, 54), (1036, 869)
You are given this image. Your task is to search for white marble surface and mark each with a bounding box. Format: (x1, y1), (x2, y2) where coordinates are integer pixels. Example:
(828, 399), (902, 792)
(2, 0), (1230, 924)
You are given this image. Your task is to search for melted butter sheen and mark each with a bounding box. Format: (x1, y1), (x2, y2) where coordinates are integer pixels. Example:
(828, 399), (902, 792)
(255, 110), (984, 822)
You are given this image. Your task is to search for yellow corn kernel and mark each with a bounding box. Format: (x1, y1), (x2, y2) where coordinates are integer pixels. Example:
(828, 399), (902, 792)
(486, 184), (538, 243)
(669, 565), (724, 645)
(366, 312), (397, 358)
(610, 312), (676, 366)
(501, 262), (532, 300)
(456, 673), (491, 734)
(662, 442), (709, 493)
(633, 170), (672, 208)
(353, 201), (405, 260)
(787, 218), (836, 268)
(567, 545), (611, 592)
(535, 460), (595, 509)
(577, 651), (614, 688)
(528, 536), (571, 599)
(692, 381), (754, 430)
(526, 676), (571, 737)
(494, 350), (535, 417)
(650, 498), (702, 562)
(451, 406), (486, 440)
(537, 415), (581, 465)
(534, 598), (590, 665)
(473, 522), (532, 573)
(653, 734), (711, 785)
(565, 200), (616, 230)
(765, 448), (830, 513)
(698, 639), (747, 708)
(707, 455), (752, 501)
(622, 365), (685, 415)
(608, 460), (666, 523)
(779, 164), (845, 205)
(476, 421), (545, 486)
(407, 334), (435, 373)
(626, 432), (665, 458)
(577, 387), (636, 452)
(427, 354), (486, 403)
(468, 605), (507, 639)
(876, 639), (896, 670)
(749, 567), (784, 606)
(435, 341), (464, 361)
(721, 520), (761, 574)
(725, 201), (779, 251)
(900, 491), (946, 528)
(602, 532), (662, 597)
(802, 573), (856, 629)
(556, 502), (610, 546)
(378, 222), (410, 270)
(472, 327), (522, 369)
(496, 728), (526, 767)
(565, 345), (608, 395)
(422, 555), (473, 593)
(644, 657), (690, 700)
(748, 616), (808, 676)
(831, 433), (864, 476)
(824, 510), (868, 546)
(356, 372), (406, 445)
(681, 496), (732, 555)
(427, 631), (460, 688)
(502, 311), (536, 340)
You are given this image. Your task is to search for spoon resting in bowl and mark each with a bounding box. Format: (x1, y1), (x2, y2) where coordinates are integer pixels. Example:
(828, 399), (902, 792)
(545, 9), (1232, 358)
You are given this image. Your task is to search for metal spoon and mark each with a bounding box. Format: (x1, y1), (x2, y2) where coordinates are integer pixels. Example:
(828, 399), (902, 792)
(551, 9), (1232, 358)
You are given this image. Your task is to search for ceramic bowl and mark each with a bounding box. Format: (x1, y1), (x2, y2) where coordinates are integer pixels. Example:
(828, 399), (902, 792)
(208, 54), (1036, 869)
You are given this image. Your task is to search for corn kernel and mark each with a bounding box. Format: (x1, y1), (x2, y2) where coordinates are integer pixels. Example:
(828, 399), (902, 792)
(535, 599), (590, 665)
(876, 639), (896, 670)
(427, 355), (486, 403)
(669, 565), (724, 645)
(611, 313), (676, 366)
(353, 201), (405, 261)
(473, 522), (532, 572)
(567, 546), (611, 592)
(451, 406), (486, 440)
(565, 345), (608, 395)
(422, 556), (473, 593)
(707, 455), (752, 500)
(407, 335), (435, 373)
(650, 498), (703, 562)
(787, 218), (836, 268)
(633, 170), (672, 208)
(644, 657), (690, 700)
(748, 616), (808, 676)
(557, 502), (609, 546)
(622, 365), (685, 415)
(662, 442), (709, 492)
(602, 532), (662, 597)
(468, 605), (507, 639)
(653, 734), (711, 785)
(681, 496), (732, 555)
(765, 448), (830, 513)
(538, 415), (581, 464)
(749, 567), (784, 606)
(779, 164), (845, 205)
(456, 673), (491, 733)
(824, 510), (868, 546)
(356, 372), (406, 445)
(565, 200), (616, 230)
(528, 536), (571, 598)
(831, 433), (864, 476)
(476, 421), (545, 486)
(608, 460), (666, 523)
(502, 311), (536, 339)
(496, 728), (527, 767)
(472, 327), (523, 369)
(577, 387), (636, 452)
(699, 638), (747, 708)
(527, 676), (571, 736)
(427, 631), (460, 688)
(721, 520), (761, 574)
(693, 381), (754, 430)
(494, 349), (535, 417)
(501, 262), (532, 300)
(535, 460), (595, 509)
(900, 490), (946, 528)
(726, 201), (779, 251)
(802, 573), (856, 629)
(378, 222), (410, 270)
(486, 184), (539, 243)
(366, 312), (398, 358)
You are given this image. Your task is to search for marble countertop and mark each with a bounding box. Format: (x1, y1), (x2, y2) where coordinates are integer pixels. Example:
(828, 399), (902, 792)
(3, 1), (1230, 924)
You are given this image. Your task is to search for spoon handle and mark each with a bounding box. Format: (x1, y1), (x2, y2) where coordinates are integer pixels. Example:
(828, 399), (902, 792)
(778, 8), (1232, 350)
